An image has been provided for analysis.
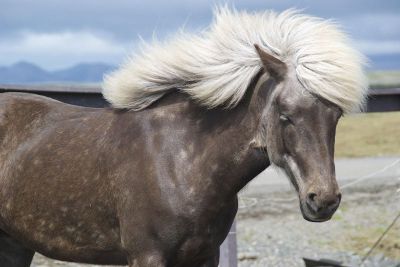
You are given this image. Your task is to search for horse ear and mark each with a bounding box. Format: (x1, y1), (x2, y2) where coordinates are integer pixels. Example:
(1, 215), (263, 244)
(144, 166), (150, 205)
(254, 44), (287, 80)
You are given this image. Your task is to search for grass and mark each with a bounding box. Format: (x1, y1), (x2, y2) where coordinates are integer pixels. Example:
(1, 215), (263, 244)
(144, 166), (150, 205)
(368, 71), (400, 88)
(335, 111), (400, 157)
(329, 224), (400, 260)
(329, 222), (400, 260)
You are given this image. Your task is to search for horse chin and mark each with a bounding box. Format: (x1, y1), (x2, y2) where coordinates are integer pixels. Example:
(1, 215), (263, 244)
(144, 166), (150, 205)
(299, 200), (332, 223)
(303, 214), (331, 223)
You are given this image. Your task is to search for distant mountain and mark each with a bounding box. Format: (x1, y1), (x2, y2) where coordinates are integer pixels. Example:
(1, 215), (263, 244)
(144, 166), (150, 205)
(0, 61), (115, 84)
(367, 54), (400, 70)
(0, 62), (49, 83)
(0, 54), (399, 85)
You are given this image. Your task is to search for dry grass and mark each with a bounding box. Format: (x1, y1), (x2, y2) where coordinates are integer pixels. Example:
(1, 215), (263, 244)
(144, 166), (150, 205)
(335, 111), (400, 157)
(329, 214), (400, 260)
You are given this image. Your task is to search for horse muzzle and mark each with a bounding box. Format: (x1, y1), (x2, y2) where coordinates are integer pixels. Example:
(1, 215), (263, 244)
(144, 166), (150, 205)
(300, 191), (341, 222)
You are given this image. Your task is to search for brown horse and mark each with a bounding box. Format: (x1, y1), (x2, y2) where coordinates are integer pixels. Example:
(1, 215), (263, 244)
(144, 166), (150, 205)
(0, 8), (366, 267)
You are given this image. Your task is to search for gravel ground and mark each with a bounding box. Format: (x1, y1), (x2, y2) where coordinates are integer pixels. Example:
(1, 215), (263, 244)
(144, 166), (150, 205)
(31, 159), (400, 267)
(237, 174), (400, 267)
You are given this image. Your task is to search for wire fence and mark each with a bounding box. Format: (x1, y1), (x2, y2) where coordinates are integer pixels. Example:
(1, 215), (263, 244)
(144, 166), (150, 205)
(237, 158), (400, 210)
(234, 158), (400, 266)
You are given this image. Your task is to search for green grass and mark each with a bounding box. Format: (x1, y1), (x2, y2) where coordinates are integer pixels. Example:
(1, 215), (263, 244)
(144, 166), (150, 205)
(335, 111), (400, 157)
(368, 71), (400, 88)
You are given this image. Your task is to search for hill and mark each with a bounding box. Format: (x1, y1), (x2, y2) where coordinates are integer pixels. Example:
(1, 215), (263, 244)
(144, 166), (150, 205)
(0, 61), (115, 84)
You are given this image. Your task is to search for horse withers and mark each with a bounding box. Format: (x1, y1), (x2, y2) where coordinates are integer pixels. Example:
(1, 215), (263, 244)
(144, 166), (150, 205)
(0, 8), (367, 267)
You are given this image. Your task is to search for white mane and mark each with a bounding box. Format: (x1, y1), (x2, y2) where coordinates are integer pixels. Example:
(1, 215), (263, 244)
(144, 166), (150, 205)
(102, 7), (367, 113)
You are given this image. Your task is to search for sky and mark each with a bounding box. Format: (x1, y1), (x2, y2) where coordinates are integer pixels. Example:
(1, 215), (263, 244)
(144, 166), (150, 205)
(1, 0), (399, 70)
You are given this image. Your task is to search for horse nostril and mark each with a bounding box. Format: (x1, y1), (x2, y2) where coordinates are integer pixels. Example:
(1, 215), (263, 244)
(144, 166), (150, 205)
(327, 194), (341, 212)
(307, 192), (317, 202)
(306, 192), (319, 213)
(306, 192), (341, 215)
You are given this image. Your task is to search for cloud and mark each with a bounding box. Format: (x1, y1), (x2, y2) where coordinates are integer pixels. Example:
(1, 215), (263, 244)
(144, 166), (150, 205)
(0, 31), (131, 70)
(1, 8), (400, 70)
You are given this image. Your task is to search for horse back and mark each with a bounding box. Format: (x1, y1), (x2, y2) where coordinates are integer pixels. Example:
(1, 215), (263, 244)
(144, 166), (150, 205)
(0, 93), (71, 145)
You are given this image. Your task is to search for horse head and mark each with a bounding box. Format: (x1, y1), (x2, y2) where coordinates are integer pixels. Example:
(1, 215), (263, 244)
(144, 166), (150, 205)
(253, 45), (343, 222)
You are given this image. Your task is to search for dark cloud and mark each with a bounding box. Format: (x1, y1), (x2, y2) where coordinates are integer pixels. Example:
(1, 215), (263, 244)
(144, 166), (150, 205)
(1, 0), (399, 40)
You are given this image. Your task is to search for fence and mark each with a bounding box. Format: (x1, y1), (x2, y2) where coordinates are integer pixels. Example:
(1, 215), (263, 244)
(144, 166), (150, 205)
(367, 87), (400, 112)
(1, 84), (400, 112)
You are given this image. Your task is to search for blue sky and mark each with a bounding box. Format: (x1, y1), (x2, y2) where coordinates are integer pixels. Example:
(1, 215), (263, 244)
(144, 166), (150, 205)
(1, 0), (399, 70)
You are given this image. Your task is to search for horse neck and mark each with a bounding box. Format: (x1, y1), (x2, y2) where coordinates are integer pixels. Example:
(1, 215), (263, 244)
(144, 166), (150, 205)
(115, 72), (271, 203)
(183, 72), (271, 199)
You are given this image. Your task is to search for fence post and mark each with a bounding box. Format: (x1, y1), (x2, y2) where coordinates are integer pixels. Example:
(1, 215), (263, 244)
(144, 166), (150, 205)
(219, 220), (237, 267)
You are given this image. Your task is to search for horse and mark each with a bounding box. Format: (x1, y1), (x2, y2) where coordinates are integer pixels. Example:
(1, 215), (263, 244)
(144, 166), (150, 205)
(0, 8), (367, 267)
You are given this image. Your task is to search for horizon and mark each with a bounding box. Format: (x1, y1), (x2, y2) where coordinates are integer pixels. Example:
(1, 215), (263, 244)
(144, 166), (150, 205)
(2, 57), (400, 89)
(2, 55), (400, 72)
(1, 60), (115, 72)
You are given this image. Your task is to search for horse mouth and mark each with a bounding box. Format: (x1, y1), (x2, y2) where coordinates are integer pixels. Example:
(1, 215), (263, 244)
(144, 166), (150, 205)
(299, 200), (333, 223)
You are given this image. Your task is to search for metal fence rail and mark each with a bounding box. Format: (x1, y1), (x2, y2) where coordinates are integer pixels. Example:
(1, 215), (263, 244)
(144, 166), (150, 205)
(367, 87), (400, 112)
(0, 84), (107, 108)
(1, 84), (400, 112)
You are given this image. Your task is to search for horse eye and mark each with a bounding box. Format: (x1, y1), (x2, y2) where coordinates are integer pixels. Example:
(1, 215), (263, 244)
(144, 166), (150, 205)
(279, 114), (290, 123)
